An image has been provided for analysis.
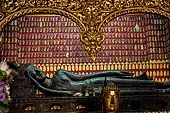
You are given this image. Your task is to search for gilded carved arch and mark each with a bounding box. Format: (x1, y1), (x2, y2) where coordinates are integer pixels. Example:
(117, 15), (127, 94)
(99, 8), (170, 31)
(0, 8), (86, 32)
(0, 0), (170, 60)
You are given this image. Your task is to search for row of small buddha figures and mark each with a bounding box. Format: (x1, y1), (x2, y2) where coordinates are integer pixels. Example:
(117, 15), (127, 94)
(18, 33), (80, 40)
(1, 58), (169, 71)
(0, 57), (169, 70)
(1, 56), (168, 64)
(0, 60), (168, 70)
(15, 51), (148, 57)
(0, 57), (150, 64)
(2, 53), (169, 62)
(18, 14), (166, 22)
(107, 19), (166, 27)
(1, 47), (168, 57)
(3, 31), (168, 42)
(34, 62), (170, 71)
(0, 56), (151, 63)
(2, 37), (169, 51)
(105, 32), (169, 40)
(2, 33), (169, 47)
(13, 25), (164, 35)
(2, 32), (80, 40)
(18, 20), (78, 27)
(18, 27), (80, 33)
(19, 16), (72, 22)
(7, 45), (148, 52)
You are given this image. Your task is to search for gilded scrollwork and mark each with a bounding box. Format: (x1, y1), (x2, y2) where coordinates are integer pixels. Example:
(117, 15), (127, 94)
(0, 0), (170, 60)
(1, 0), (14, 11)
(0, 36), (2, 51)
(81, 30), (105, 60)
(15, 0), (36, 8)
(65, 0), (116, 59)
(0, 12), (4, 21)
(159, 0), (170, 12)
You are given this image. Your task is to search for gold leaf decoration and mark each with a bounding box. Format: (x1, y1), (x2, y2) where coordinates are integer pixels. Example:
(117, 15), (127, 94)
(0, 0), (170, 59)
(81, 30), (105, 60)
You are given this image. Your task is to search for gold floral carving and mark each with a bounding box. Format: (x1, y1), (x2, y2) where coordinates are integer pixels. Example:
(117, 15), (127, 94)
(0, 0), (170, 60)
(81, 30), (105, 60)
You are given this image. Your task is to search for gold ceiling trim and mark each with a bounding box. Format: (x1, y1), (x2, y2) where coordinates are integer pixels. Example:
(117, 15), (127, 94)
(0, 0), (170, 60)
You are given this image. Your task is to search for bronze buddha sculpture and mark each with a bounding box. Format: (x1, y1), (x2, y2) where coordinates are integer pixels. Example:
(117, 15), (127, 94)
(7, 62), (170, 97)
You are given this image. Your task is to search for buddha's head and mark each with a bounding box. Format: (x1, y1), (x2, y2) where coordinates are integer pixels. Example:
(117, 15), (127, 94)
(102, 82), (120, 113)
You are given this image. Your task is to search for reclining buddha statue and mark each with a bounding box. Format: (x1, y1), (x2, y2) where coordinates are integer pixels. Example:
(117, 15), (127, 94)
(7, 62), (170, 96)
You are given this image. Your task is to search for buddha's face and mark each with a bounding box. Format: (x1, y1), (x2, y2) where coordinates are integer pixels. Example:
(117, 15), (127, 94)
(104, 91), (119, 112)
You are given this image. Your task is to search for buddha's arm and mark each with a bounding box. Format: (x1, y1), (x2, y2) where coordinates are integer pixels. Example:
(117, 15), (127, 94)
(58, 69), (134, 81)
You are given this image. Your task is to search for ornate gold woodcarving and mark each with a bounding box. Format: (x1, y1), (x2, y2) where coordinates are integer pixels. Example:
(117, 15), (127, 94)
(0, 0), (170, 60)
(0, 36), (2, 49)
(81, 29), (105, 60)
